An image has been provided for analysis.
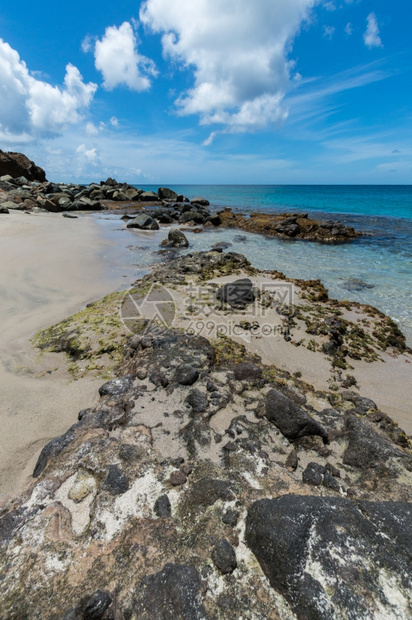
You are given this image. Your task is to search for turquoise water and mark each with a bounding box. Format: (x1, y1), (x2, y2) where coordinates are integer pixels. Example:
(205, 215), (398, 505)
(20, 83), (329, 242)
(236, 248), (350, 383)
(99, 185), (412, 345)
(140, 185), (412, 220)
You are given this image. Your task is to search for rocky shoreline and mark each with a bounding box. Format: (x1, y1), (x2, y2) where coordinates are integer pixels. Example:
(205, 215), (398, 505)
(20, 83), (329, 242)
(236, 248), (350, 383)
(1, 150), (360, 243)
(1, 153), (411, 619)
(1, 248), (411, 619)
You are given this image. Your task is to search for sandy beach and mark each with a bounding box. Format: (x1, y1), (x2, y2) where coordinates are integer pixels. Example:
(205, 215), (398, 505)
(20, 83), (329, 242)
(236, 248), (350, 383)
(0, 211), (128, 497)
(1, 209), (411, 500)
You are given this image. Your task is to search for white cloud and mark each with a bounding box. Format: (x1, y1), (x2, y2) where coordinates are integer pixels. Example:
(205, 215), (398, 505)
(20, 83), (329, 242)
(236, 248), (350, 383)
(345, 22), (353, 36)
(86, 121), (99, 136)
(0, 38), (97, 139)
(364, 13), (382, 49)
(93, 22), (157, 91)
(140, 0), (316, 132)
(110, 116), (119, 127)
(323, 25), (336, 39)
(76, 143), (100, 164)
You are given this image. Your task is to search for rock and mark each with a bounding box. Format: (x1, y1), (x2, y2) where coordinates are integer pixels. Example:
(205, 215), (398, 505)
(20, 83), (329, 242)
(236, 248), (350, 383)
(285, 448), (298, 471)
(343, 415), (408, 469)
(33, 427), (77, 477)
(0, 174), (14, 183)
(154, 494), (172, 517)
(102, 465), (130, 495)
(265, 389), (329, 443)
(127, 214), (159, 230)
(185, 389), (209, 413)
(83, 590), (112, 619)
(0, 205), (9, 213)
(162, 228), (189, 248)
(216, 278), (255, 309)
(211, 539), (237, 574)
(222, 510), (239, 527)
(0, 200), (22, 210)
(205, 214), (221, 226)
(233, 362), (263, 384)
(139, 191), (159, 202)
(133, 563), (209, 619)
(246, 495), (412, 619)
(169, 471), (187, 486)
(62, 213), (78, 219)
(191, 197), (210, 206)
(124, 188), (141, 201)
(158, 187), (178, 200)
(175, 364), (200, 386)
(0, 508), (25, 543)
(0, 150), (47, 182)
(98, 376), (133, 397)
(302, 462), (326, 486)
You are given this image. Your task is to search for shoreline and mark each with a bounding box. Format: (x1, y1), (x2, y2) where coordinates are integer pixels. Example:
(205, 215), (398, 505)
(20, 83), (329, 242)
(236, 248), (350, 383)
(1, 208), (411, 499)
(0, 211), (132, 497)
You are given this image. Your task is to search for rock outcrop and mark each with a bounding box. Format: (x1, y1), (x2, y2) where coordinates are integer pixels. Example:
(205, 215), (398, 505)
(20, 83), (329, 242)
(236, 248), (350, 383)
(0, 251), (411, 619)
(0, 150), (47, 182)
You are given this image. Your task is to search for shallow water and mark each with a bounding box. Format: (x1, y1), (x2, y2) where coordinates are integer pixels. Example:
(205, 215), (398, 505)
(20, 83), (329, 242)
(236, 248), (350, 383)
(94, 185), (412, 347)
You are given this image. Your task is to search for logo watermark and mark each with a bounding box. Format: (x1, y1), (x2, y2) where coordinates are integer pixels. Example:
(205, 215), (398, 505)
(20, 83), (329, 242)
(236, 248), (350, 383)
(121, 280), (295, 340)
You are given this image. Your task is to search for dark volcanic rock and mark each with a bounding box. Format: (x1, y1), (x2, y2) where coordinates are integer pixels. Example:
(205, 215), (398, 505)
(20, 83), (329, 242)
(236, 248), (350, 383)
(302, 461), (326, 486)
(0, 150), (47, 182)
(211, 539), (237, 574)
(33, 426), (77, 477)
(233, 362), (263, 384)
(216, 278), (255, 309)
(343, 415), (408, 469)
(133, 563), (209, 619)
(98, 376), (133, 397)
(185, 389), (209, 413)
(83, 590), (112, 619)
(265, 389), (329, 443)
(246, 495), (412, 620)
(154, 494), (172, 518)
(175, 364), (200, 386)
(127, 214), (159, 230)
(102, 465), (130, 496)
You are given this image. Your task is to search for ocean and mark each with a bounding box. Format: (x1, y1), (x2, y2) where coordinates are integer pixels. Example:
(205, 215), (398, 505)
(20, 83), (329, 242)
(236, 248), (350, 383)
(97, 185), (412, 345)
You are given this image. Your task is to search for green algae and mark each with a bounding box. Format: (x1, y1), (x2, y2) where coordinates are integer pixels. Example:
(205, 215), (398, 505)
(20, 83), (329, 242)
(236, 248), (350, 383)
(31, 290), (129, 379)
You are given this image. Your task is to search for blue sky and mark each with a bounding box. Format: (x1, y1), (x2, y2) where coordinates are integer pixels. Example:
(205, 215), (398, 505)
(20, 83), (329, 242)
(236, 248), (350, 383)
(0, 0), (411, 184)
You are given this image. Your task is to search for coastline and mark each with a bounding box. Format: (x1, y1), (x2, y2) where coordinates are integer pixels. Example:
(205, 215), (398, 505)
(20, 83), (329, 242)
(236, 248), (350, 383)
(1, 178), (412, 618)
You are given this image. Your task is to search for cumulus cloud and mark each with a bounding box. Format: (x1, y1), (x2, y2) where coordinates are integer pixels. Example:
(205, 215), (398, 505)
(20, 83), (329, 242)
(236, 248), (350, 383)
(140, 0), (316, 132)
(0, 38), (97, 140)
(93, 22), (157, 91)
(76, 143), (100, 164)
(364, 13), (382, 49)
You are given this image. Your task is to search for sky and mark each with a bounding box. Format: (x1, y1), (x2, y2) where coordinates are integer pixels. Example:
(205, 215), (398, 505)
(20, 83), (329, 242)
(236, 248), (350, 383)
(0, 0), (411, 184)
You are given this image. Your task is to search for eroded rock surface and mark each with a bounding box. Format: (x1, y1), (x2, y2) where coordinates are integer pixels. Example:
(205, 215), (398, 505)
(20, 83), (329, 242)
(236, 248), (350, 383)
(1, 252), (411, 619)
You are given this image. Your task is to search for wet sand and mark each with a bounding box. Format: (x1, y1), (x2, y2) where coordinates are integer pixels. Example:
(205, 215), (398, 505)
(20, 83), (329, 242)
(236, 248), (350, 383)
(0, 211), (128, 497)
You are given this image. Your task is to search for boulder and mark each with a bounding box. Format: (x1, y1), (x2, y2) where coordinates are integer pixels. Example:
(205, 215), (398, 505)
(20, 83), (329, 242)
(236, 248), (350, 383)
(0, 205), (9, 214)
(265, 389), (329, 443)
(127, 214), (160, 230)
(216, 278), (255, 309)
(0, 150), (47, 182)
(246, 495), (412, 620)
(162, 229), (189, 248)
(158, 187), (178, 200)
(191, 197), (210, 206)
(140, 191), (159, 202)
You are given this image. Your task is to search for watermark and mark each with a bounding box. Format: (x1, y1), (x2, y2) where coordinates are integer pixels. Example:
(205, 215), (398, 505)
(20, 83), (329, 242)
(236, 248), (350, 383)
(121, 280), (295, 339)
